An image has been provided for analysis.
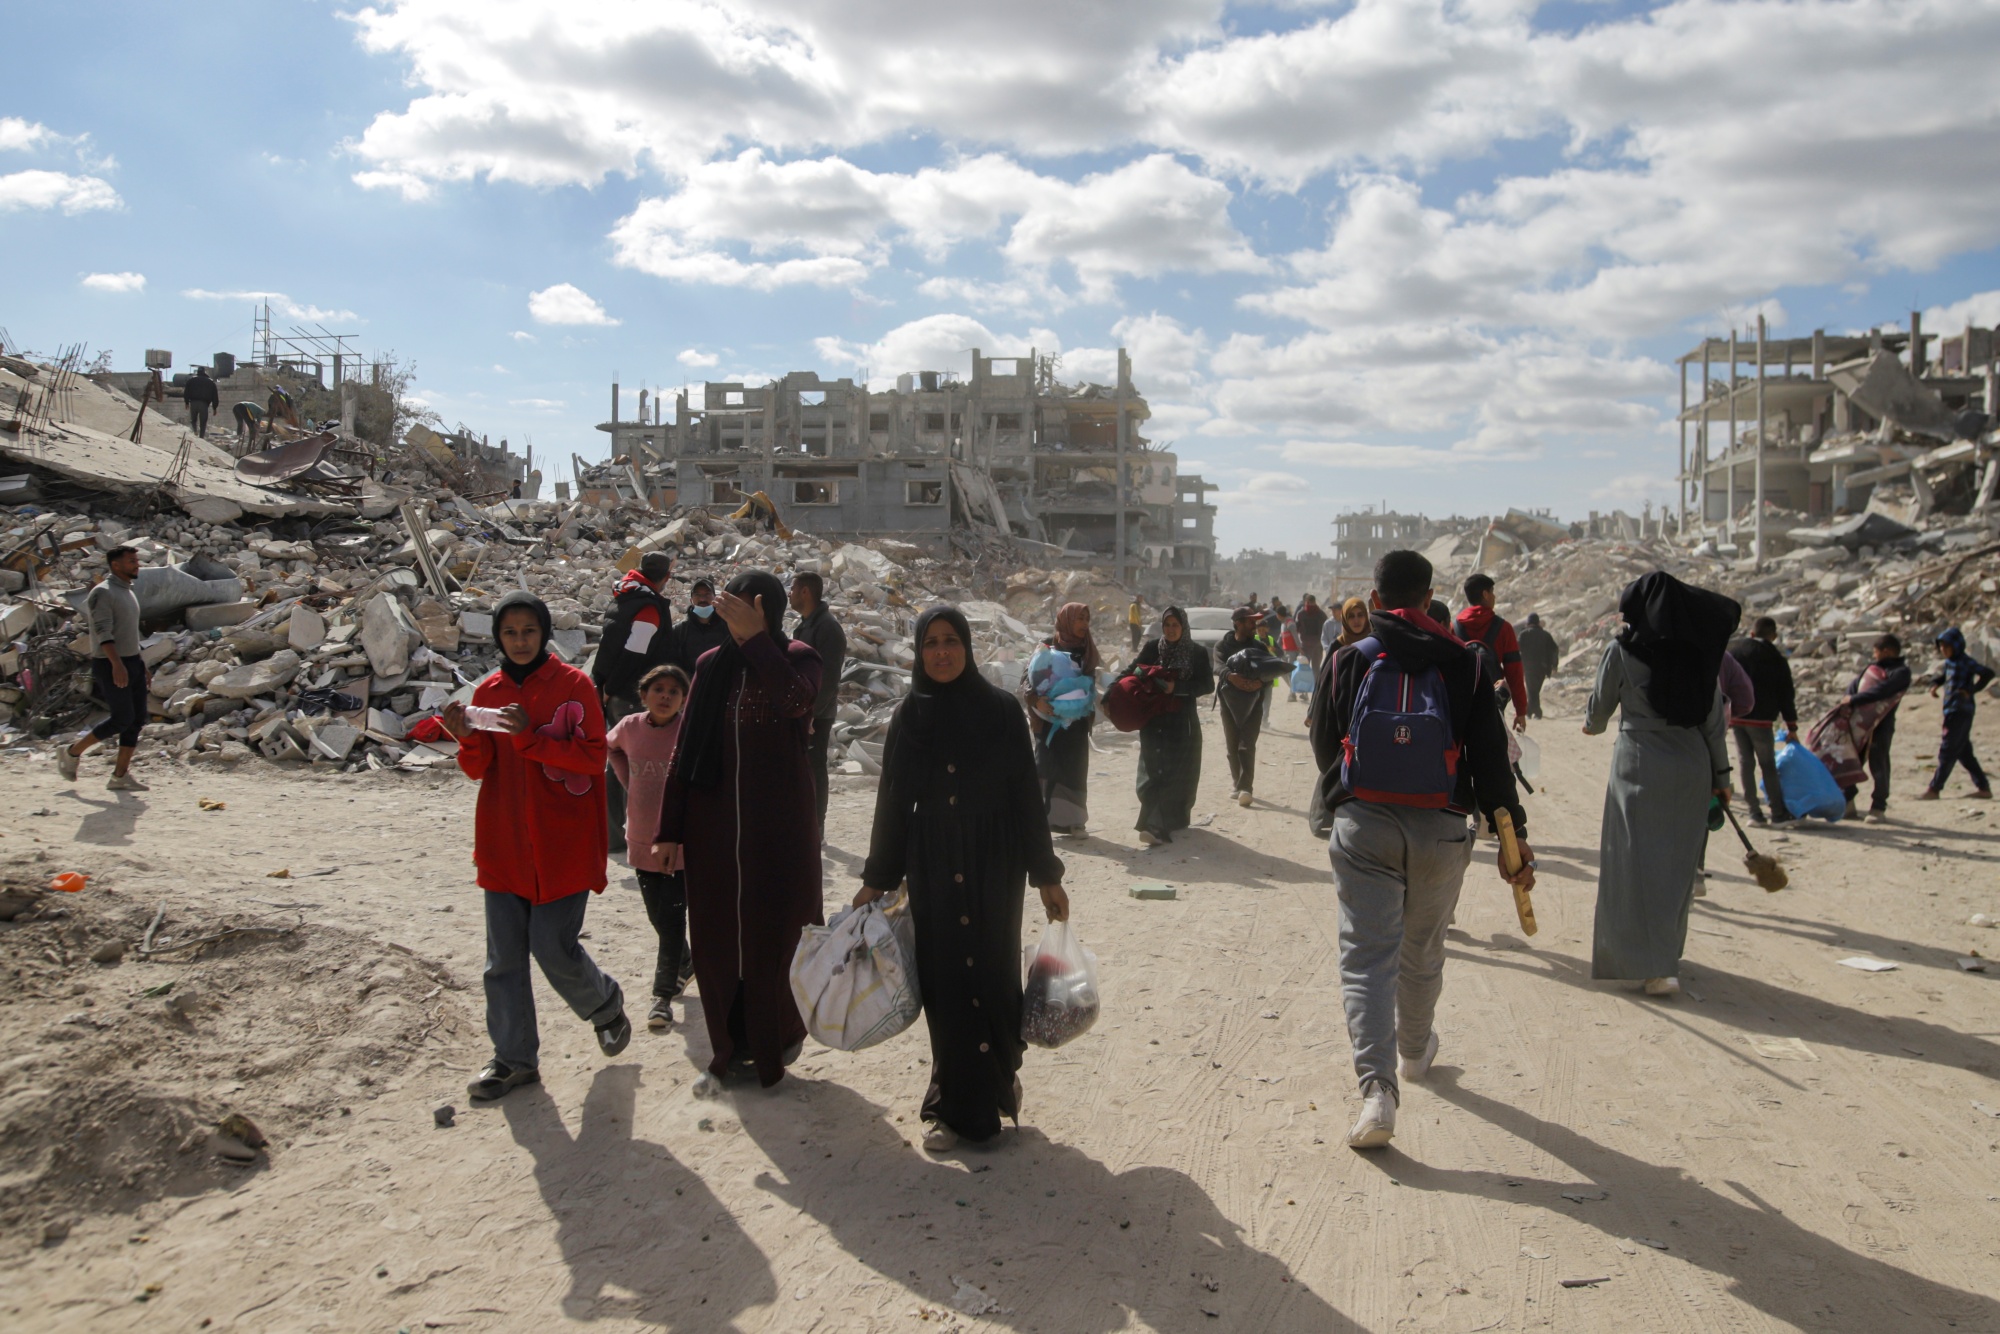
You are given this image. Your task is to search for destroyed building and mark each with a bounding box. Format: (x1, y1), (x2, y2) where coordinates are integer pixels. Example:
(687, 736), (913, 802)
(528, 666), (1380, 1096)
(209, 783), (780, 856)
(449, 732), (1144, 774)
(596, 349), (1219, 605)
(1677, 312), (1998, 560)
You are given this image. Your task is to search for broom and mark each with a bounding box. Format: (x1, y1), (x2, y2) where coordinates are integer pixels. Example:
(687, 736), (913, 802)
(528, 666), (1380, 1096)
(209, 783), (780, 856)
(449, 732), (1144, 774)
(1722, 804), (1789, 891)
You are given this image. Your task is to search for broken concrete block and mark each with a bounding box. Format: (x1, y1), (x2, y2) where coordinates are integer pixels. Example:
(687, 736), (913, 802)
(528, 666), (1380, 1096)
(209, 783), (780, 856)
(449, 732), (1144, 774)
(459, 611), (493, 642)
(180, 496), (243, 525)
(185, 600), (258, 631)
(208, 650), (303, 700)
(150, 663), (194, 699)
(360, 592), (419, 678)
(550, 628), (587, 662)
(366, 707), (408, 741)
(0, 601), (39, 638)
(0, 569), (24, 593)
(309, 720), (360, 761)
(288, 604), (326, 651)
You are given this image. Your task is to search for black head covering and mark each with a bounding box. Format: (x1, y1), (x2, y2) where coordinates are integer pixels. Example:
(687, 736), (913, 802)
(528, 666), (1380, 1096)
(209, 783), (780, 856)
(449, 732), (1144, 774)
(493, 590), (552, 684)
(891, 604), (1016, 770)
(671, 568), (792, 789)
(1155, 605), (1201, 675)
(1616, 570), (1741, 728)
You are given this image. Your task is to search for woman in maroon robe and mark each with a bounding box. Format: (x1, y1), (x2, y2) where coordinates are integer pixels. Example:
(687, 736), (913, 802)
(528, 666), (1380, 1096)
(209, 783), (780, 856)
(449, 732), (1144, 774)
(655, 569), (823, 1088)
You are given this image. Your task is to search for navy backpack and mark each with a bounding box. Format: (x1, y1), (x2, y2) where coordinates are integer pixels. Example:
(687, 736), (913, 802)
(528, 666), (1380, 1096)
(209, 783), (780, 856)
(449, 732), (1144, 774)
(1339, 636), (1460, 807)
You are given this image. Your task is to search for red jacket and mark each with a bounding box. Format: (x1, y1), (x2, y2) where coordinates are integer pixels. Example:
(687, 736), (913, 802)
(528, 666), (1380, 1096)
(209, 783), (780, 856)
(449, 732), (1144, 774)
(457, 656), (609, 903)
(1454, 606), (1527, 720)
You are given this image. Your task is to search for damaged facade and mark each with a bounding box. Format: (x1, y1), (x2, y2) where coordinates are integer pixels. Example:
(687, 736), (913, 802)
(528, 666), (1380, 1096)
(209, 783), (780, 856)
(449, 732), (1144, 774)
(1677, 312), (1998, 562)
(597, 349), (1219, 605)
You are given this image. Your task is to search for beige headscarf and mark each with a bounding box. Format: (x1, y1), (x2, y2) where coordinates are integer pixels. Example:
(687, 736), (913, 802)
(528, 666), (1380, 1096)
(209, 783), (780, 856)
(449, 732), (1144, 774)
(1337, 596), (1372, 647)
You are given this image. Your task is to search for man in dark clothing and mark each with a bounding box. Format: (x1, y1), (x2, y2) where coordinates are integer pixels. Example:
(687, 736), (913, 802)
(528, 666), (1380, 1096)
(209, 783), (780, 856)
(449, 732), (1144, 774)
(1295, 594), (1329, 673)
(789, 571), (847, 832)
(1843, 634), (1911, 821)
(1310, 549), (1533, 1150)
(1516, 613), (1560, 718)
(1214, 607), (1269, 807)
(671, 578), (731, 674)
(1917, 627), (1995, 800)
(592, 552), (676, 852)
(1726, 616), (1800, 824)
(182, 366), (219, 437)
(59, 546), (150, 791)
(1453, 573), (1528, 733)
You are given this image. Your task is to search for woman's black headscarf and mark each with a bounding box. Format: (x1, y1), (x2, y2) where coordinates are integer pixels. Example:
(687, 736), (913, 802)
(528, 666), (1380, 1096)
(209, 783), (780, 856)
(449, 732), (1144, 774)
(1616, 570), (1741, 727)
(1156, 605), (1202, 676)
(671, 569), (792, 789)
(890, 604), (1016, 770)
(492, 590), (552, 684)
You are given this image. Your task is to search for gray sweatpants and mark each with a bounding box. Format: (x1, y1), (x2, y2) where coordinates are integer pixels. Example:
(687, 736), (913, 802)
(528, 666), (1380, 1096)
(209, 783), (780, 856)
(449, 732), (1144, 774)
(1329, 802), (1476, 1097)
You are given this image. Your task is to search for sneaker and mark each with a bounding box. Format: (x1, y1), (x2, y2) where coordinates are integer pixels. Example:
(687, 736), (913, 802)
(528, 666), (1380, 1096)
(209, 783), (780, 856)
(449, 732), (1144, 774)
(1915, 789), (1941, 802)
(1347, 1081), (1397, 1149)
(1237, 791), (1253, 808)
(647, 996), (672, 1031)
(1771, 814), (1797, 828)
(1644, 976), (1680, 998)
(596, 1011), (632, 1057)
(692, 1072), (725, 1099)
(1398, 1030), (1439, 1083)
(1864, 809), (1887, 824)
(106, 773), (150, 792)
(57, 748), (79, 782)
(679, 956), (696, 991)
(1975, 789), (1994, 801)
(922, 1124), (960, 1154)
(1748, 811), (1768, 826)
(1138, 829), (1165, 847)
(467, 1060), (539, 1102)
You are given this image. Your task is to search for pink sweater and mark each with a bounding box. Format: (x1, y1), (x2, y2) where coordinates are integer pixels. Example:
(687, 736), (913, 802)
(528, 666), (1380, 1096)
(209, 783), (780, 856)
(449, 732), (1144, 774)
(607, 710), (685, 873)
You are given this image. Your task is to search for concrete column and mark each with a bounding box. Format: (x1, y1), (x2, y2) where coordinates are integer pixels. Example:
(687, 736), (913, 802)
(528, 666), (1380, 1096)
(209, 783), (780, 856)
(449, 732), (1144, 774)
(612, 381), (620, 425)
(1754, 315), (1767, 569)
(1115, 347), (1130, 587)
(1726, 331), (1737, 539)
(1677, 358), (1688, 534)
(340, 381), (356, 436)
(1910, 310), (1925, 376)
(1700, 343), (1711, 525)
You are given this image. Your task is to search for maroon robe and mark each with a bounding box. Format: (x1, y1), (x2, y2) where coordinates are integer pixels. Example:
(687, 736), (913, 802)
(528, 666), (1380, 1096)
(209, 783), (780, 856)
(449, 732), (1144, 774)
(658, 633), (824, 1085)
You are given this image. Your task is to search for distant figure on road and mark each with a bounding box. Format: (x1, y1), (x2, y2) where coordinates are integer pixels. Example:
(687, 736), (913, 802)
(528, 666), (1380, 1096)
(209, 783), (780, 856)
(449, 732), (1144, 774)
(1127, 594), (1145, 653)
(1294, 594), (1328, 673)
(1454, 573), (1528, 733)
(789, 570), (847, 833)
(1127, 605), (1214, 846)
(57, 546), (150, 792)
(1517, 613), (1560, 718)
(1840, 635), (1910, 822)
(592, 552), (676, 853)
(1726, 616), (1800, 825)
(1917, 627), (1995, 801)
(182, 366), (219, 438)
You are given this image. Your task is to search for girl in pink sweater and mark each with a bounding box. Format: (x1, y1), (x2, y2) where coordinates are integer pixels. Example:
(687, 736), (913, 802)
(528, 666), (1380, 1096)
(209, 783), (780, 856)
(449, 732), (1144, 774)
(607, 664), (690, 1030)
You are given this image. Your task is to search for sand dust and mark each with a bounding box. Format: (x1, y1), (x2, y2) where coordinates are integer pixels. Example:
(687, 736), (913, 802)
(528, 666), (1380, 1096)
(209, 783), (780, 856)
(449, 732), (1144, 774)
(1, 691), (1997, 1331)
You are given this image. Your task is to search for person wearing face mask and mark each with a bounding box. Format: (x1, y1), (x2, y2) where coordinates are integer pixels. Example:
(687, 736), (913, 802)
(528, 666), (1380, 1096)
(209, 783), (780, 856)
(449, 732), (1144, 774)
(653, 571), (825, 1091)
(856, 605), (1070, 1152)
(671, 578), (730, 674)
(441, 591), (631, 1104)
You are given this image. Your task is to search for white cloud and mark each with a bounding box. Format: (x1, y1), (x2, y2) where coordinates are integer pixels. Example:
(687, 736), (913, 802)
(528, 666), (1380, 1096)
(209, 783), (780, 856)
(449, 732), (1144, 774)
(509, 329), (537, 342)
(1589, 472), (1676, 506)
(0, 117), (56, 153)
(352, 169), (435, 201)
(508, 397), (566, 410)
(0, 170), (120, 214)
(182, 288), (360, 324)
(527, 282), (619, 326)
(677, 348), (720, 368)
(1924, 289), (2000, 335)
(81, 271), (146, 293)
(815, 313), (1061, 385)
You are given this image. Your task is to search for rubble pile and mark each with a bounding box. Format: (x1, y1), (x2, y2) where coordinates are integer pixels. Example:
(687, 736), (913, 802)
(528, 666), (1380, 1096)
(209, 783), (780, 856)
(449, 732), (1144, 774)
(1, 467), (1143, 782)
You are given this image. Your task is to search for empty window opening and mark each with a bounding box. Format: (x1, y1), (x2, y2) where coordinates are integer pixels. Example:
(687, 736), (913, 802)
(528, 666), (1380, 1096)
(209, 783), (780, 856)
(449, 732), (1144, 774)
(798, 390), (826, 406)
(792, 480), (839, 505)
(923, 413), (946, 432)
(800, 433), (828, 456)
(906, 480), (943, 505)
(725, 391), (744, 406)
(994, 412), (1022, 431)
(989, 359), (1017, 377)
(869, 412), (890, 432)
(710, 478), (744, 503)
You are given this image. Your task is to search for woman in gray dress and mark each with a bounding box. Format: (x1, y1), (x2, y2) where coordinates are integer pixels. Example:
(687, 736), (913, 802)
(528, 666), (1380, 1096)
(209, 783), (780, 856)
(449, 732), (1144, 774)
(1583, 572), (1738, 997)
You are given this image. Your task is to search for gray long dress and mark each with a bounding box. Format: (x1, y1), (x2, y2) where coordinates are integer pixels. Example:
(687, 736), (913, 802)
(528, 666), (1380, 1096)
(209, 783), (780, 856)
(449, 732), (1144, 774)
(1584, 641), (1730, 980)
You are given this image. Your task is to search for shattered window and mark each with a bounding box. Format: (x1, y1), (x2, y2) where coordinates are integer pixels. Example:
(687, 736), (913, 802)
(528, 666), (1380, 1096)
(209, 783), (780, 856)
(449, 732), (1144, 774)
(906, 480), (943, 505)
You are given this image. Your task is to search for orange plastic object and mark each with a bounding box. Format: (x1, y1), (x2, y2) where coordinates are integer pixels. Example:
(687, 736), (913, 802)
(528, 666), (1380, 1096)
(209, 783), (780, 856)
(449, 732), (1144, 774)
(49, 872), (88, 893)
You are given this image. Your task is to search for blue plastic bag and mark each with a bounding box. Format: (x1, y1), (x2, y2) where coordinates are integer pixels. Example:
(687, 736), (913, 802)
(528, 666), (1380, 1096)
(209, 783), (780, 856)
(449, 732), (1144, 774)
(1027, 645), (1096, 730)
(1289, 660), (1315, 694)
(1771, 731), (1845, 820)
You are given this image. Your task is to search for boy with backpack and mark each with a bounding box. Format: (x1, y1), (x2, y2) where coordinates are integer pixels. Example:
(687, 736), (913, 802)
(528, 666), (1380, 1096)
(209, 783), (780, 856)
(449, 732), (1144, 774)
(1454, 573), (1529, 733)
(1310, 550), (1534, 1150)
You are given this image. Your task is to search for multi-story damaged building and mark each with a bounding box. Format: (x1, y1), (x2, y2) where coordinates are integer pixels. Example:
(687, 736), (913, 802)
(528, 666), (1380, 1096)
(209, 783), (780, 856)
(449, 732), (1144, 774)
(597, 349), (1219, 603)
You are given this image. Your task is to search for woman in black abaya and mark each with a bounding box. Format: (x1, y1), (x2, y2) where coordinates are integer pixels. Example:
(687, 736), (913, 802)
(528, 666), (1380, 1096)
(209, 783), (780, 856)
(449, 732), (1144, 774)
(1128, 606), (1215, 845)
(856, 606), (1070, 1152)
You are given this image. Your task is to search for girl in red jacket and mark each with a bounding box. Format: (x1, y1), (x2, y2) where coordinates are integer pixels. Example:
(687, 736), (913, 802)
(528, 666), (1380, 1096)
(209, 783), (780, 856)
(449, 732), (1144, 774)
(443, 591), (631, 1102)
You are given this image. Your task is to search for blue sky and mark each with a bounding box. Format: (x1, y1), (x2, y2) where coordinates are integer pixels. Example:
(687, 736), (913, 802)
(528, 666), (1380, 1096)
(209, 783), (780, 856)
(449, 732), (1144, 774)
(7, 0), (2000, 556)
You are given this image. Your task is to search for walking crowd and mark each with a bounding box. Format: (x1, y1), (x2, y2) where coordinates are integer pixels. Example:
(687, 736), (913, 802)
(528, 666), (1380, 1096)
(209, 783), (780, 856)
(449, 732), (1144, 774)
(55, 537), (1996, 1156)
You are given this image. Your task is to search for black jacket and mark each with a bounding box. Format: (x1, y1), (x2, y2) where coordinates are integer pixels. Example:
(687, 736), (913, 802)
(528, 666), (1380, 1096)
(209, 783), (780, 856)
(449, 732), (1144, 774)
(1517, 625), (1560, 679)
(1310, 608), (1525, 835)
(591, 581), (674, 701)
(671, 611), (732, 676)
(1726, 636), (1798, 726)
(793, 603), (847, 720)
(1213, 629), (1266, 694)
(182, 372), (220, 407)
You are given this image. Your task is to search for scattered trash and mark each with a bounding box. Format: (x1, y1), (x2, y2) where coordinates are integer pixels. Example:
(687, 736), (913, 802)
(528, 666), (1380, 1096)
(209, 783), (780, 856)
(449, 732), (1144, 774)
(432, 1103), (456, 1128)
(949, 1276), (1000, 1315)
(1959, 956), (1988, 972)
(1559, 1276), (1611, 1288)
(1973, 1101), (2000, 1119)
(1560, 1189), (1609, 1203)
(1129, 881), (1178, 900)
(1969, 913), (1997, 929)
(197, 798), (226, 811)
(1837, 956), (1898, 972)
(1632, 1237), (1669, 1251)
(1746, 1035), (1818, 1062)
(266, 868), (291, 879)
(48, 872), (87, 893)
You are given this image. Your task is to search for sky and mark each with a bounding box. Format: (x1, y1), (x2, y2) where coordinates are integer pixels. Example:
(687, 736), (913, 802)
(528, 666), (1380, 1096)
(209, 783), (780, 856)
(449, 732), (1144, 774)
(7, 0), (2000, 557)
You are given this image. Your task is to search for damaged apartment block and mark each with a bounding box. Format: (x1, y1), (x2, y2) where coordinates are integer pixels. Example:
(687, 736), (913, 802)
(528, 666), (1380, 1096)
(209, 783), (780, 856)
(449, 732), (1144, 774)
(597, 349), (1219, 604)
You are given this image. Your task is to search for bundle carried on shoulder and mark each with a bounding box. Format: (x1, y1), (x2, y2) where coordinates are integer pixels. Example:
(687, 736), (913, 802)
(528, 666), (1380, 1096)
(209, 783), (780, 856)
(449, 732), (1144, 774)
(790, 889), (922, 1051)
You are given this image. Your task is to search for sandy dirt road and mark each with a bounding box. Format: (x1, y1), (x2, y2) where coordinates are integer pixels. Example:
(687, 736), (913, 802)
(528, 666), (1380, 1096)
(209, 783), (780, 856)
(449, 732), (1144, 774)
(3, 687), (1998, 1332)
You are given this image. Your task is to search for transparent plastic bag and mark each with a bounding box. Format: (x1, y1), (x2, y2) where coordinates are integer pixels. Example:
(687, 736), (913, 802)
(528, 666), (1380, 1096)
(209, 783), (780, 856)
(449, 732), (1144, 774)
(1021, 920), (1100, 1048)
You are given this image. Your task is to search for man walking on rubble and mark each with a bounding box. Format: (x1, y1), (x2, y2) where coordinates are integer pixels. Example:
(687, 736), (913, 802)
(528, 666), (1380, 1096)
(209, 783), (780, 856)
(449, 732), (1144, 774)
(1726, 616), (1800, 825)
(1453, 574), (1529, 733)
(1517, 613), (1560, 719)
(1312, 549), (1534, 1150)
(182, 365), (218, 438)
(592, 552), (676, 853)
(789, 571), (846, 835)
(58, 546), (150, 792)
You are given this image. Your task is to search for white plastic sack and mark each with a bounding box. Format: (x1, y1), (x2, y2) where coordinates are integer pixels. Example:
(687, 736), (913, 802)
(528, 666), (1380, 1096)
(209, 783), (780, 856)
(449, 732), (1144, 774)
(790, 889), (921, 1051)
(1021, 920), (1101, 1048)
